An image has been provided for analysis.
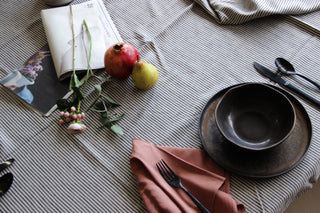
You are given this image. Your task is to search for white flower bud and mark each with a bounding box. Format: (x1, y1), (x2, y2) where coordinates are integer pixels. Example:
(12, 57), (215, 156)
(67, 122), (86, 134)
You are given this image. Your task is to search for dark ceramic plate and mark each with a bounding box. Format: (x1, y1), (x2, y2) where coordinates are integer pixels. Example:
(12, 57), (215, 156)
(199, 83), (312, 178)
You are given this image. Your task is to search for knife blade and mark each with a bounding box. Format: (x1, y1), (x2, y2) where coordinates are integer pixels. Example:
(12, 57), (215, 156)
(253, 62), (320, 108)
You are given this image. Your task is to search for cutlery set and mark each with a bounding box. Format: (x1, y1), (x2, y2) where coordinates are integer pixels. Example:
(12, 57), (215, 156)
(254, 58), (320, 108)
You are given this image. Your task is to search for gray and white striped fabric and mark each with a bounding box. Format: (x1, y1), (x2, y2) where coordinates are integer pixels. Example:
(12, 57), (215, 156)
(195, 0), (320, 24)
(1, 0), (320, 212)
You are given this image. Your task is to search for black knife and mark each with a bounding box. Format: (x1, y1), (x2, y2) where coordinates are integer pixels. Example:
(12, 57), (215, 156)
(253, 62), (320, 108)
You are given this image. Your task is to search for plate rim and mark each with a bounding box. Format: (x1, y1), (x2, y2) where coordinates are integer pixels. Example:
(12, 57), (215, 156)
(199, 83), (312, 178)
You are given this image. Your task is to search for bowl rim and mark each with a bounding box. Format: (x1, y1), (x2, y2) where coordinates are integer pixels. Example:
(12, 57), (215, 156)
(214, 82), (296, 151)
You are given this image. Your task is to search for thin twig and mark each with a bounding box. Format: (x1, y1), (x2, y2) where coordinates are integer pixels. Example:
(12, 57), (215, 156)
(81, 20), (93, 95)
(69, 5), (76, 90)
(81, 25), (93, 76)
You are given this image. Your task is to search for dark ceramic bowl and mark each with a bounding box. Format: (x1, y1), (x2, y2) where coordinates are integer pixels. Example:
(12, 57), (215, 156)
(215, 83), (296, 151)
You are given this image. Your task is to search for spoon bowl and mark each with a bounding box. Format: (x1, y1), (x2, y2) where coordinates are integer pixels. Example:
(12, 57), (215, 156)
(275, 57), (320, 90)
(0, 173), (13, 197)
(275, 58), (296, 74)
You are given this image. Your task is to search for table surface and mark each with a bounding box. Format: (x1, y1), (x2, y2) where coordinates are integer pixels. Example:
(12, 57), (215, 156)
(1, 0), (320, 212)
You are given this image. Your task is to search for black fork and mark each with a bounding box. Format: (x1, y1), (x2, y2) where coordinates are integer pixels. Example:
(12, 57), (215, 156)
(156, 159), (211, 213)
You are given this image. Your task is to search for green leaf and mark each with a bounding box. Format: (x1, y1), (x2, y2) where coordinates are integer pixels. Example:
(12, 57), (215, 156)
(69, 73), (83, 90)
(72, 87), (84, 101)
(68, 86), (84, 108)
(56, 99), (71, 110)
(110, 114), (124, 122)
(110, 124), (124, 135)
(101, 94), (120, 106)
(86, 95), (101, 112)
(100, 113), (124, 126)
(89, 108), (107, 113)
(100, 116), (112, 127)
(74, 74), (83, 88)
(94, 84), (102, 94)
(101, 112), (109, 118)
(94, 100), (106, 110)
(69, 75), (74, 90)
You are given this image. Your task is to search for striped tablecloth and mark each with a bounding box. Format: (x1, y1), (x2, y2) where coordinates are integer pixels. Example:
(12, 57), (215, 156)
(0, 0), (320, 212)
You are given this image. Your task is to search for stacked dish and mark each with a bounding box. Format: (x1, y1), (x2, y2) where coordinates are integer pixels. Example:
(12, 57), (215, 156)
(215, 83), (296, 151)
(199, 83), (312, 178)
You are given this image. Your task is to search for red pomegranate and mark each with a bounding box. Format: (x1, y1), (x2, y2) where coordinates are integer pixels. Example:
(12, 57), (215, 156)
(104, 42), (140, 79)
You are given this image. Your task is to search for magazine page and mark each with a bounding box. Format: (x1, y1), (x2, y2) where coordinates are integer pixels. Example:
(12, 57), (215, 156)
(0, 44), (72, 116)
(41, 0), (122, 80)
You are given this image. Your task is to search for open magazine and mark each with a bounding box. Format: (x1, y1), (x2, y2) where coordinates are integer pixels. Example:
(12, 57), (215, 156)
(0, 44), (71, 116)
(0, 0), (122, 116)
(41, 0), (122, 80)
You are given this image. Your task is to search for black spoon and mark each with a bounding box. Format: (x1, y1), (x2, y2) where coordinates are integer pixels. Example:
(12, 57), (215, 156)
(0, 173), (13, 197)
(0, 159), (14, 173)
(275, 57), (320, 90)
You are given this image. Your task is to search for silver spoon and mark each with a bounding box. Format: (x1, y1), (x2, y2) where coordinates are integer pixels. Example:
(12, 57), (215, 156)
(0, 173), (13, 197)
(0, 159), (14, 173)
(275, 57), (320, 90)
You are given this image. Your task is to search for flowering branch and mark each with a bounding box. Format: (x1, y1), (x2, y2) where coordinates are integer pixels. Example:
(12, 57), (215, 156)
(56, 6), (91, 134)
(56, 7), (124, 135)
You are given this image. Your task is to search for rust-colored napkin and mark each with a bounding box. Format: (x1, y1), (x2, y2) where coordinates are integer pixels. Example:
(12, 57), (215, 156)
(130, 138), (246, 213)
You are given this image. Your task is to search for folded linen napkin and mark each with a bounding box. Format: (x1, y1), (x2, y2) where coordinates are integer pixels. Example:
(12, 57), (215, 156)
(130, 138), (246, 213)
(194, 0), (320, 24)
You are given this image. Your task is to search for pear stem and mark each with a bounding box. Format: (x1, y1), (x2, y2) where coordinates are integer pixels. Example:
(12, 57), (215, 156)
(136, 55), (140, 62)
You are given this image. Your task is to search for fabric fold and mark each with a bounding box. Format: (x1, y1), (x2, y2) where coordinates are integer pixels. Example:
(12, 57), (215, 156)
(194, 0), (320, 24)
(130, 138), (246, 213)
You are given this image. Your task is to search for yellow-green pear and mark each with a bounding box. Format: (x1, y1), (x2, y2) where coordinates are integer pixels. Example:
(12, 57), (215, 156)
(132, 58), (159, 90)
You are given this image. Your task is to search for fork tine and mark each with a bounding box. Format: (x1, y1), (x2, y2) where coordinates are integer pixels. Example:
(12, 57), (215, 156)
(161, 159), (177, 177)
(156, 160), (211, 213)
(157, 159), (176, 181)
(157, 160), (169, 180)
(156, 161), (165, 178)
